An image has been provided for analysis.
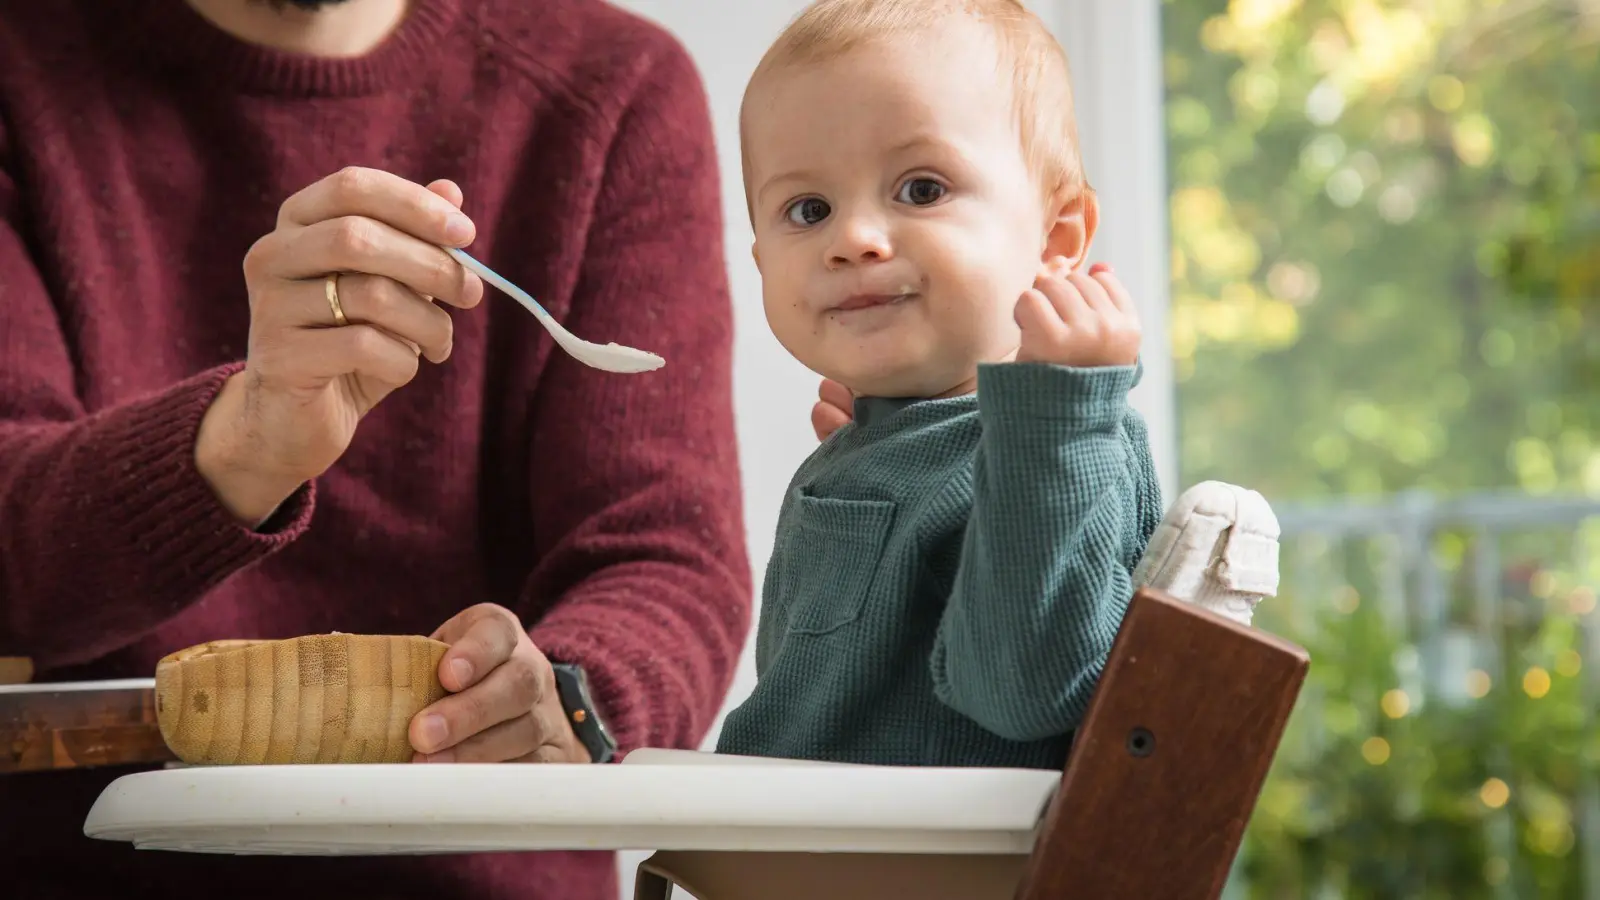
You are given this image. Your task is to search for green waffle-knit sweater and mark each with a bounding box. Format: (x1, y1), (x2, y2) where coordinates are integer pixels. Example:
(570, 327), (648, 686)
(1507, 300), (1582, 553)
(716, 361), (1164, 769)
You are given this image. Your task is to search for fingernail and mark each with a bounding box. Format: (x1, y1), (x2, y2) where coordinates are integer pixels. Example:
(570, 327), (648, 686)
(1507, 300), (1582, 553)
(450, 658), (473, 686)
(446, 213), (474, 245)
(419, 714), (447, 749)
(1089, 262), (1112, 275)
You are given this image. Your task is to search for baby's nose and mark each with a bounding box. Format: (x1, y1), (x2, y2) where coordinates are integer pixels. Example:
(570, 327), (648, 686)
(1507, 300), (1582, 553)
(827, 217), (893, 267)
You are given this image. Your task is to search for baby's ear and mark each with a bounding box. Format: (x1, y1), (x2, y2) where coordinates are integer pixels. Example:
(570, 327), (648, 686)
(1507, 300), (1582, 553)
(1042, 183), (1099, 272)
(751, 241), (762, 271)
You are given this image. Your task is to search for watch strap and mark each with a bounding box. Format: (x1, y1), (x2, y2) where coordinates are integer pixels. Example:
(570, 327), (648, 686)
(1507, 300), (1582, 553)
(550, 662), (616, 764)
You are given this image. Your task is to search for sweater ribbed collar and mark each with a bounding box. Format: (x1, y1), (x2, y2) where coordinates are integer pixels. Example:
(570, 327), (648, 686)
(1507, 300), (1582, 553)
(852, 392), (976, 431)
(131, 0), (466, 97)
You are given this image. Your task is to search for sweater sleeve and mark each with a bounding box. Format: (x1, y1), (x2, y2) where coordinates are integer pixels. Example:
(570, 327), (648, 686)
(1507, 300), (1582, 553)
(929, 361), (1163, 743)
(517, 40), (754, 755)
(0, 128), (314, 672)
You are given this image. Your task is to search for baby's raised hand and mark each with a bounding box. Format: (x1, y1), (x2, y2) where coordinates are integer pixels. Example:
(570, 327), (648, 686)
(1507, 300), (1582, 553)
(1014, 259), (1141, 368)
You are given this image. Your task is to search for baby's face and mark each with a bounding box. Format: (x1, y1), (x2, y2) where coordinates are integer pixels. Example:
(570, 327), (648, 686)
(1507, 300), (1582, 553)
(745, 22), (1058, 398)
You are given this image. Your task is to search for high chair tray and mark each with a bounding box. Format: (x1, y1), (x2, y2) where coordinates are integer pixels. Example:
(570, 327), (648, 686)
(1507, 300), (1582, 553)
(82, 748), (1060, 856)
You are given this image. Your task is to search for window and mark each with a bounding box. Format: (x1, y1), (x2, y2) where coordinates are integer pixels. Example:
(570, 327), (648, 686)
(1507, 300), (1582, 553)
(1062, 0), (1599, 895)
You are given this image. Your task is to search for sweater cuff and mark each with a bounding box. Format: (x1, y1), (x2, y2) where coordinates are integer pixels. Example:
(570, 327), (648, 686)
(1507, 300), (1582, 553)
(100, 364), (314, 585)
(529, 621), (643, 757)
(977, 360), (1140, 428)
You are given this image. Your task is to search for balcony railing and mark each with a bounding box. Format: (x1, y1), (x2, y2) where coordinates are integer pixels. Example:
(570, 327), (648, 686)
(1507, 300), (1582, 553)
(1228, 489), (1600, 898)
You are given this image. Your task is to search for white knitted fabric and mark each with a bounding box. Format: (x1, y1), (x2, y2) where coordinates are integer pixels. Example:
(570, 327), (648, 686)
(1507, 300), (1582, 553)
(1132, 481), (1281, 627)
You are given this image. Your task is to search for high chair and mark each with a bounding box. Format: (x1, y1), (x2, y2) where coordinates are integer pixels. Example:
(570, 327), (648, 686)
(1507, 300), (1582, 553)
(635, 589), (1307, 899)
(636, 480), (1304, 899)
(4, 482), (1308, 900)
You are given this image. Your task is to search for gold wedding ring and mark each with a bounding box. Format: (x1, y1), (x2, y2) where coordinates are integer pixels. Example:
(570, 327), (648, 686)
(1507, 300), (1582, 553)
(325, 273), (349, 326)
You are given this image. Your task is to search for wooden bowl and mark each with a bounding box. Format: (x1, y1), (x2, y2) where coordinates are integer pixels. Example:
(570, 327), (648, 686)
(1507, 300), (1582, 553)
(153, 633), (449, 765)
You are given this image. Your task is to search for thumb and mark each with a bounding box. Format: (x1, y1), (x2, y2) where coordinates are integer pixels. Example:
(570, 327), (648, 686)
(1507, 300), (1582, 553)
(427, 179), (465, 209)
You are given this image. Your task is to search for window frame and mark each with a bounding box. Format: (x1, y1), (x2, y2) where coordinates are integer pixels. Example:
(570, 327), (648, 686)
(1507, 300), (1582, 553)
(1045, 0), (1177, 500)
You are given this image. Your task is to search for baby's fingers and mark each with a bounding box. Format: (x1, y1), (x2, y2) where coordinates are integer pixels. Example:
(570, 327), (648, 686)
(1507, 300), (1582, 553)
(1066, 268), (1116, 316)
(1087, 263), (1139, 320)
(1014, 289), (1068, 342)
(1034, 271), (1094, 330)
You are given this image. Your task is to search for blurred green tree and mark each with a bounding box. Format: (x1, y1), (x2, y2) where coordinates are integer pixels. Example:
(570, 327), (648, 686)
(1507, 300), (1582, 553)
(1162, 0), (1598, 502)
(1158, 1), (1600, 896)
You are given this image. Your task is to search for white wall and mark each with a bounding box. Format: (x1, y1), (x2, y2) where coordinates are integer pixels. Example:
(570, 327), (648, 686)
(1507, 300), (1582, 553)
(606, 2), (1173, 895)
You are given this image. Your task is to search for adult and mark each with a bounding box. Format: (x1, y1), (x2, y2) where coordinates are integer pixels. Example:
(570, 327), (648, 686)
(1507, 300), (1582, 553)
(0, 0), (753, 897)
(811, 378), (857, 442)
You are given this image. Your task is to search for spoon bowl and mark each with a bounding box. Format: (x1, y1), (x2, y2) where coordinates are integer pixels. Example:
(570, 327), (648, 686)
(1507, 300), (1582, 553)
(446, 247), (665, 374)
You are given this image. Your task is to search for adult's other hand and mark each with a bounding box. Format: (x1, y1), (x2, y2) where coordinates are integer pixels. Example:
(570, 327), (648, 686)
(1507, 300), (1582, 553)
(195, 168), (485, 524)
(408, 603), (590, 764)
(812, 377), (853, 442)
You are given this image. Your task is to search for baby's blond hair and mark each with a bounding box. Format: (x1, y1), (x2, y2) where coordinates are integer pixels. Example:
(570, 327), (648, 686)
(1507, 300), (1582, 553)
(741, 0), (1086, 212)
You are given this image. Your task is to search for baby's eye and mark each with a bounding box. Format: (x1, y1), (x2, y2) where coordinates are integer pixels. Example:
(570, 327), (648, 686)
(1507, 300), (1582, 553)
(897, 178), (946, 206)
(784, 197), (831, 226)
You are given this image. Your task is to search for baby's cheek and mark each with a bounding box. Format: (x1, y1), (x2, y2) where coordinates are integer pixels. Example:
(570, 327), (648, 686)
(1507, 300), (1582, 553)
(946, 229), (1036, 300)
(928, 286), (1015, 356)
(759, 293), (809, 351)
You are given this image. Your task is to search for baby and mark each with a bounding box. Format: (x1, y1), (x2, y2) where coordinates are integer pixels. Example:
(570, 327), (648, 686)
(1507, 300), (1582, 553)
(714, 0), (1163, 770)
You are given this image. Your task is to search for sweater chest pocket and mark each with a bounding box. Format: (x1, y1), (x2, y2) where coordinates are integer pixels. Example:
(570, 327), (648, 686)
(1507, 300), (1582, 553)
(777, 491), (898, 635)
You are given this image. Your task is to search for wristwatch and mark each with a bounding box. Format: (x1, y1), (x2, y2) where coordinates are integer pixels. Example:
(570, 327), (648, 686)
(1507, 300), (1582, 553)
(551, 662), (617, 763)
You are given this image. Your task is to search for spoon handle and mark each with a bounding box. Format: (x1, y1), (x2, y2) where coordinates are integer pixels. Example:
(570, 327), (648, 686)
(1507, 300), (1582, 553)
(444, 247), (551, 320)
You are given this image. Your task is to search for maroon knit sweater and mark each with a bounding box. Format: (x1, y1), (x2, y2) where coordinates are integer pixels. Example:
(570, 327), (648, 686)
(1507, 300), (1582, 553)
(0, 1), (752, 897)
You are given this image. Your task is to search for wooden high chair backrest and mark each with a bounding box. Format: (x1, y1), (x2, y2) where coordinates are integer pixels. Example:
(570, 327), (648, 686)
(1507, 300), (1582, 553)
(1015, 586), (1309, 899)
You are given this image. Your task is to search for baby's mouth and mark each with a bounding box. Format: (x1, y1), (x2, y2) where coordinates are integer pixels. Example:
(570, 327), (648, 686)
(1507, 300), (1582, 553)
(832, 285), (919, 312)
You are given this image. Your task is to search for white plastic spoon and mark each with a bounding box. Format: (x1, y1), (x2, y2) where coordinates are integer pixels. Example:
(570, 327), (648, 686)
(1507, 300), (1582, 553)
(445, 247), (665, 374)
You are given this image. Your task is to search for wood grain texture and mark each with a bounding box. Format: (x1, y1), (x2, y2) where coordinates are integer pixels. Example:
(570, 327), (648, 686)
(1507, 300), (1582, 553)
(154, 633), (449, 765)
(1013, 587), (1311, 900)
(1, 683), (177, 773)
